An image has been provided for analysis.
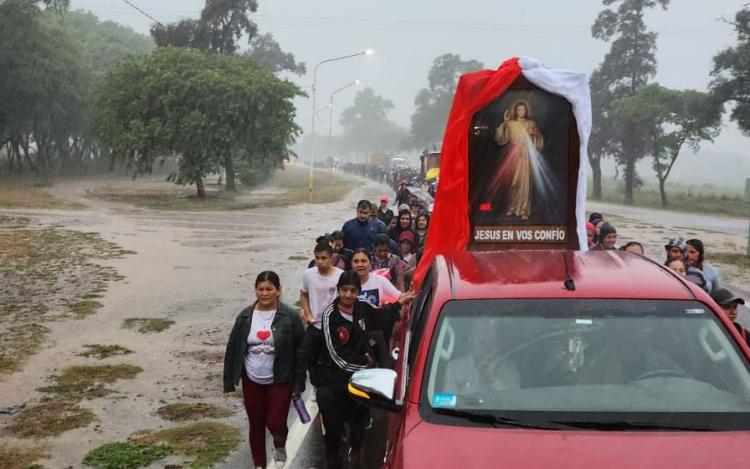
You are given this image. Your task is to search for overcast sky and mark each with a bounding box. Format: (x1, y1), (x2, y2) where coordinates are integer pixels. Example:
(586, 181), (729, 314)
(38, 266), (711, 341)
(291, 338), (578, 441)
(72, 0), (750, 186)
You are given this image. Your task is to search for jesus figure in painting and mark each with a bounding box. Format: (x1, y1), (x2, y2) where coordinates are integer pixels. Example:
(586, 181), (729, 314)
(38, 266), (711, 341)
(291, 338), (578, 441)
(492, 101), (544, 221)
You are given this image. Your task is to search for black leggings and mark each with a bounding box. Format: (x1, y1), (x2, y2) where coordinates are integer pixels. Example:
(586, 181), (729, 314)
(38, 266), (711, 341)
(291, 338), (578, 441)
(316, 384), (367, 469)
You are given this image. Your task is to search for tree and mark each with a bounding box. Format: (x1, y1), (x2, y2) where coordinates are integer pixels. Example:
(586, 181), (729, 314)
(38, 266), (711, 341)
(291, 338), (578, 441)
(589, 0), (669, 203)
(94, 47), (302, 198)
(410, 53), (483, 147)
(339, 88), (409, 155)
(711, 8), (750, 134)
(610, 84), (721, 208)
(150, 0), (304, 191)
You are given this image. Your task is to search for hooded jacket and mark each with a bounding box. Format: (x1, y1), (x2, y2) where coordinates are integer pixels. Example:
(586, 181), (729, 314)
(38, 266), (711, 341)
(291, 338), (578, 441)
(223, 301), (305, 393)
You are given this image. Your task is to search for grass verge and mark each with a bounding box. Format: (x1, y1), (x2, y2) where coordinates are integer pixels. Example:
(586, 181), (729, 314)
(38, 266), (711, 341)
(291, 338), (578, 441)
(83, 442), (171, 469)
(156, 403), (232, 422)
(594, 180), (749, 218)
(710, 252), (750, 271)
(0, 217), (130, 375)
(130, 421), (240, 469)
(0, 443), (48, 469)
(122, 317), (175, 334)
(78, 344), (134, 360)
(0, 182), (85, 210)
(86, 167), (357, 211)
(38, 364), (143, 401)
(9, 402), (95, 438)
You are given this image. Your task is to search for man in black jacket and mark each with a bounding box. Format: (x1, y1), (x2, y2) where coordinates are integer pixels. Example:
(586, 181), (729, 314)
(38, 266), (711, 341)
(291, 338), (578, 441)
(307, 271), (414, 469)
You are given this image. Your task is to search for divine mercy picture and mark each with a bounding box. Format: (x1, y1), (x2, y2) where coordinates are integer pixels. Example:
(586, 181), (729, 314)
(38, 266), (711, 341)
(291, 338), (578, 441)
(469, 84), (575, 245)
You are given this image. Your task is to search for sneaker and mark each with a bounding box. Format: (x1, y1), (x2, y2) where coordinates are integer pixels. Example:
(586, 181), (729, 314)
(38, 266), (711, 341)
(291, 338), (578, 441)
(274, 447), (287, 468)
(310, 387), (317, 402)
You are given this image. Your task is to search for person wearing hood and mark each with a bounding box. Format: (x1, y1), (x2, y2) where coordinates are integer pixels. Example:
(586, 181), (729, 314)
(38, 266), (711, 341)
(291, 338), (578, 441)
(341, 200), (387, 251)
(591, 223), (618, 250)
(665, 237), (712, 293)
(711, 288), (749, 346)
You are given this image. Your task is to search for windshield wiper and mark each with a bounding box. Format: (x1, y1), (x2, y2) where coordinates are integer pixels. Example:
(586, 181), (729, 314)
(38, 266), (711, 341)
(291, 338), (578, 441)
(550, 420), (712, 431)
(432, 408), (565, 430)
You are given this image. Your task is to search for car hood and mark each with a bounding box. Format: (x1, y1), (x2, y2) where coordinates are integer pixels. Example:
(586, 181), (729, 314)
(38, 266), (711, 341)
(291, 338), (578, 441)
(401, 422), (750, 468)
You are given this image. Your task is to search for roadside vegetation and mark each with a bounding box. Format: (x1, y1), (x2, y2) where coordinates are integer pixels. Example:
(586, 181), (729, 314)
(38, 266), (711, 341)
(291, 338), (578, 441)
(594, 179), (749, 218)
(38, 364), (143, 402)
(78, 344), (134, 360)
(9, 401), (96, 438)
(156, 403), (232, 422)
(0, 216), (130, 374)
(0, 443), (48, 469)
(85, 167), (358, 210)
(0, 182), (84, 209)
(122, 318), (175, 334)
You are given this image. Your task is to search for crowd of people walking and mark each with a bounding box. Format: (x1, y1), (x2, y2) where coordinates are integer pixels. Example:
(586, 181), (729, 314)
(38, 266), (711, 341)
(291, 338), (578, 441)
(223, 193), (748, 469)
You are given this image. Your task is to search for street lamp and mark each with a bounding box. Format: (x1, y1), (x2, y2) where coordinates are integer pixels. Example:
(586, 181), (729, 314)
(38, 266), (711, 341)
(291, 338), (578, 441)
(309, 50), (373, 202)
(328, 80), (360, 169)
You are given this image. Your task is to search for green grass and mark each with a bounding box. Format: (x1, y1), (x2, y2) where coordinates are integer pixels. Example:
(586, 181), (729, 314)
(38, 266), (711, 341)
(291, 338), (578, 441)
(83, 442), (171, 469)
(122, 317), (175, 334)
(0, 218), (129, 375)
(0, 324), (48, 375)
(68, 300), (104, 319)
(85, 167), (356, 211)
(38, 364), (143, 401)
(594, 179), (750, 218)
(710, 252), (750, 271)
(0, 182), (85, 210)
(9, 402), (95, 438)
(0, 443), (48, 469)
(78, 344), (134, 360)
(156, 403), (232, 422)
(129, 421), (240, 469)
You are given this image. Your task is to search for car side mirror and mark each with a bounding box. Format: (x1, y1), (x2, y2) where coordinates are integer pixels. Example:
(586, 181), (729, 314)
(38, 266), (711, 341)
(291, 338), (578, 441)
(348, 368), (402, 413)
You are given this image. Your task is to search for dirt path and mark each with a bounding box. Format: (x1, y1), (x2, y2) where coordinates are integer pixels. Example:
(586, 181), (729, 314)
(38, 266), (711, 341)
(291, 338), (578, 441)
(0, 173), (391, 468)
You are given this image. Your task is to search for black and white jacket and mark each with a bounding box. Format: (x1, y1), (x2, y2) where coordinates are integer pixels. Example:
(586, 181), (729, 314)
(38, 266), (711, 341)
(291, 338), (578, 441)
(308, 297), (401, 388)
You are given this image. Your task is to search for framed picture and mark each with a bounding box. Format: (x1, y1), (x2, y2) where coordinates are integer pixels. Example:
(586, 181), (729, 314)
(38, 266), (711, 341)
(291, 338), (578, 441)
(468, 76), (580, 249)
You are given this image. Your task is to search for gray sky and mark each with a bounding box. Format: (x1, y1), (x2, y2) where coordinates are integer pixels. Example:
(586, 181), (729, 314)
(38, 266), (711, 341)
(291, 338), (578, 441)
(72, 0), (750, 186)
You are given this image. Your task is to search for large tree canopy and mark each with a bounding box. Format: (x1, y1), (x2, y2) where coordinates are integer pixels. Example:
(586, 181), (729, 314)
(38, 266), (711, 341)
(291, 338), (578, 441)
(338, 87), (409, 155)
(711, 8), (750, 134)
(150, 0), (304, 76)
(94, 47), (302, 197)
(589, 0), (670, 203)
(410, 53), (483, 148)
(610, 84), (721, 208)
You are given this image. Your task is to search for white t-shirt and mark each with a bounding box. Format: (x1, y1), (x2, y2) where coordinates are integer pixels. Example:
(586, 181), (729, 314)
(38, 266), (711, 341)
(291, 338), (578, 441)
(359, 274), (401, 307)
(301, 267), (343, 329)
(245, 309), (276, 385)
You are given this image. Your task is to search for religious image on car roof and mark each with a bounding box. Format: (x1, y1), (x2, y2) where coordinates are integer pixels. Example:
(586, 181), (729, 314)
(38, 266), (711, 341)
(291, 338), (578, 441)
(469, 84), (578, 248)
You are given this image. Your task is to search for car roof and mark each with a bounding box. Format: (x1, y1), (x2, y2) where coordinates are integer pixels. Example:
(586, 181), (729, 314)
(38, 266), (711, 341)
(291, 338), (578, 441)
(433, 250), (698, 301)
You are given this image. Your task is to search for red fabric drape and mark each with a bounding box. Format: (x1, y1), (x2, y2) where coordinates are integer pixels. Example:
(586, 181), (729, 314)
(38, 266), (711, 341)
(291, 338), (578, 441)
(412, 57), (522, 290)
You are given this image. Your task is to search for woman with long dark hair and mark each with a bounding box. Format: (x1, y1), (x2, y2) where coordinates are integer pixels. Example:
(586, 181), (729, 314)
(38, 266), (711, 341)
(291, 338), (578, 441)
(414, 212), (430, 249)
(223, 271), (305, 469)
(387, 209), (414, 244)
(686, 239), (720, 292)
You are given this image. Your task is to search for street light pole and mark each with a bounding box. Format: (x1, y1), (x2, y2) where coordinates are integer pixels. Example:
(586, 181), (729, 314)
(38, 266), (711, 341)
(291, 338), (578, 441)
(309, 50), (373, 202)
(327, 80), (359, 173)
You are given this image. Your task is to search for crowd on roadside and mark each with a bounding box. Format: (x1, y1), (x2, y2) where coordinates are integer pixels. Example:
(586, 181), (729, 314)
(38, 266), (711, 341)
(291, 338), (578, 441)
(223, 198), (748, 469)
(586, 211), (748, 346)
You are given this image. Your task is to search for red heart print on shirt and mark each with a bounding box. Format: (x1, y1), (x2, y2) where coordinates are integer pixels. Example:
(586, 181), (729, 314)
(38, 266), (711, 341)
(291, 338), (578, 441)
(257, 330), (271, 341)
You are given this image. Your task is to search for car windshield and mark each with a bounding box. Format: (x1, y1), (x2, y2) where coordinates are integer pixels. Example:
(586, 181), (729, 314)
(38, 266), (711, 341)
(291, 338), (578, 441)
(423, 299), (750, 430)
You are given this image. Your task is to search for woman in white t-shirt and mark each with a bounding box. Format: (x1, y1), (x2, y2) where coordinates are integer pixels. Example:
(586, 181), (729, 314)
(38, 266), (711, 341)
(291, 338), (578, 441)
(223, 271), (305, 469)
(351, 248), (402, 307)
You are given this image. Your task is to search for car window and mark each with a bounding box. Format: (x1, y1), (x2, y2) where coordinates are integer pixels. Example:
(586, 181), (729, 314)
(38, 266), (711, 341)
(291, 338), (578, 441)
(422, 299), (750, 430)
(407, 271), (433, 369)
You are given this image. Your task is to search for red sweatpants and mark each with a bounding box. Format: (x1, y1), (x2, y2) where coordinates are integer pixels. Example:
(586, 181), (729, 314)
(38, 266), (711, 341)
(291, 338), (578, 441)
(241, 374), (293, 468)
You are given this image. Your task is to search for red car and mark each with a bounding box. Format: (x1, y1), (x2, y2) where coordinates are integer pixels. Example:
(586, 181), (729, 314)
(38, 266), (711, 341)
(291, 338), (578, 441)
(349, 250), (750, 468)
